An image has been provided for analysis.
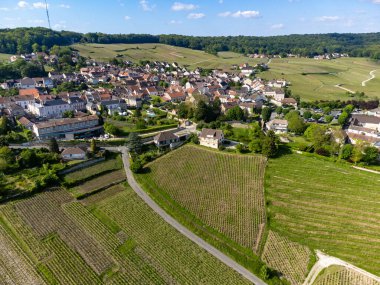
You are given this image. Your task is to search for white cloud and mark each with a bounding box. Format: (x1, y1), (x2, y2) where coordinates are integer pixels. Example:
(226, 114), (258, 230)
(124, 16), (131, 20)
(372, 0), (380, 3)
(271, 23), (284, 29)
(172, 2), (197, 11)
(169, 20), (182, 24)
(222, 10), (260, 18)
(0, 7), (10, 11)
(218, 11), (231, 17)
(140, 0), (155, 11)
(316, 16), (340, 22)
(53, 23), (66, 30)
(187, 13), (205, 19)
(59, 4), (70, 8)
(32, 2), (47, 9)
(17, 1), (29, 8)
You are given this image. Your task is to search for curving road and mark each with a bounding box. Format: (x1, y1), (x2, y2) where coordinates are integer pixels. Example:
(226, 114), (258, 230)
(112, 146), (266, 285)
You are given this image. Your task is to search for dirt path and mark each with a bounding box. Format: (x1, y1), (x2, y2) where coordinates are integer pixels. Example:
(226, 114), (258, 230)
(334, 84), (355, 94)
(192, 58), (212, 65)
(303, 250), (380, 285)
(362, 70), (377, 86)
(352, 166), (380, 174)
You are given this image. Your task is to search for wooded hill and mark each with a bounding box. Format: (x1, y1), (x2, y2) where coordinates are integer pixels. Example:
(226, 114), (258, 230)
(1, 27), (380, 59)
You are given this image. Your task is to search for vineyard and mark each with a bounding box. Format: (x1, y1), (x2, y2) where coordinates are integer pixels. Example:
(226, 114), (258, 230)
(136, 144), (267, 251)
(314, 266), (380, 285)
(262, 230), (312, 285)
(265, 153), (380, 275)
(0, 183), (251, 284)
(70, 169), (126, 198)
(63, 155), (123, 185)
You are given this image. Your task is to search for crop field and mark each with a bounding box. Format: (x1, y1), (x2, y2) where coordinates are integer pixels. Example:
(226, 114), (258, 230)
(265, 153), (380, 275)
(64, 155), (123, 185)
(0, 183), (251, 284)
(72, 43), (263, 70)
(136, 144), (267, 251)
(314, 265), (380, 285)
(260, 57), (380, 101)
(70, 169), (126, 198)
(261, 230), (312, 285)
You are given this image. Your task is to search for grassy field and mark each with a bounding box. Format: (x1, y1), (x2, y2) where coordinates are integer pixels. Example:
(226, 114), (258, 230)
(314, 265), (380, 285)
(72, 43), (264, 70)
(0, 53), (11, 62)
(0, 184), (252, 284)
(260, 57), (380, 101)
(265, 153), (380, 275)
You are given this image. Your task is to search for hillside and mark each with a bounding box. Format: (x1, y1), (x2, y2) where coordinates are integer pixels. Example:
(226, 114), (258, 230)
(260, 57), (380, 100)
(71, 43), (264, 70)
(1, 27), (380, 59)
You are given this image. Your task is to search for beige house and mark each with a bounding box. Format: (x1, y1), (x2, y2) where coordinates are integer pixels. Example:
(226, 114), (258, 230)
(199, 128), (224, 149)
(266, 119), (288, 133)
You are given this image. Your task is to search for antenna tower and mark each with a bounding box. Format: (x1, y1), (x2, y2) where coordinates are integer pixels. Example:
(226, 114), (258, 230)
(44, 0), (52, 29)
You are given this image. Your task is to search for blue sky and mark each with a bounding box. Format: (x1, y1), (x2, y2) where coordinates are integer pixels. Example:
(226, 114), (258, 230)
(0, 0), (379, 36)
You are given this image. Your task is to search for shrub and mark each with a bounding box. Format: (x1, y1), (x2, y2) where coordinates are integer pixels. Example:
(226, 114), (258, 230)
(130, 160), (143, 173)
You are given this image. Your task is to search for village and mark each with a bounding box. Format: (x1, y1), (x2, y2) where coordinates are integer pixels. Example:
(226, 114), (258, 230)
(0, 49), (379, 163)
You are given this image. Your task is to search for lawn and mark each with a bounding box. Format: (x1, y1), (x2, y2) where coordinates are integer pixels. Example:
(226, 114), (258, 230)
(0, 184), (252, 285)
(72, 43), (264, 70)
(0, 53), (12, 62)
(260, 57), (380, 101)
(265, 153), (380, 275)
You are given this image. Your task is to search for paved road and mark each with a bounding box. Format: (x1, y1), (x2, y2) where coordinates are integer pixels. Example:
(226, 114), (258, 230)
(111, 146), (266, 285)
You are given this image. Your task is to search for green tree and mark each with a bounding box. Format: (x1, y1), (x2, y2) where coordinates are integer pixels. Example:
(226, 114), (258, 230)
(303, 111), (312, 119)
(62, 110), (74, 118)
(363, 146), (379, 164)
(286, 111), (306, 134)
(338, 111), (349, 126)
(339, 144), (353, 160)
(0, 115), (9, 135)
(351, 144), (363, 164)
(32, 43), (40, 53)
(130, 159), (143, 173)
(275, 106), (283, 115)
(226, 106), (245, 121)
(343, 104), (354, 114)
(325, 115), (334, 123)
(262, 130), (278, 157)
(178, 102), (189, 119)
(135, 119), (146, 130)
(48, 138), (60, 154)
(261, 107), (272, 123)
(104, 122), (121, 136)
(135, 108), (142, 118)
(304, 124), (330, 149)
(90, 139), (97, 153)
(127, 132), (142, 154)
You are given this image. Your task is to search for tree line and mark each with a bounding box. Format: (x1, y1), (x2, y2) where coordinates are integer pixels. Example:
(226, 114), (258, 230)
(1, 27), (380, 59)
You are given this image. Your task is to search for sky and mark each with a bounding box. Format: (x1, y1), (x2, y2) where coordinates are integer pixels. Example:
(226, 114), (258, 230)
(0, 0), (379, 36)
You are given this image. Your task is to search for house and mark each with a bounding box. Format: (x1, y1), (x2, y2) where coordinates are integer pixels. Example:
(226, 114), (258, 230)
(199, 128), (224, 149)
(346, 115), (380, 146)
(153, 131), (179, 148)
(18, 116), (34, 130)
(163, 91), (186, 103)
(266, 119), (288, 133)
(61, 147), (87, 160)
(124, 96), (142, 108)
(19, 77), (36, 89)
(28, 98), (71, 118)
(12, 95), (35, 109)
(68, 97), (86, 111)
(33, 115), (102, 140)
(281, 98), (298, 108)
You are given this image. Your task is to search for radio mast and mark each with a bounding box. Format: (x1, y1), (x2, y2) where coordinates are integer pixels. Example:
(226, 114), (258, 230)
(44, 0), (52, 29)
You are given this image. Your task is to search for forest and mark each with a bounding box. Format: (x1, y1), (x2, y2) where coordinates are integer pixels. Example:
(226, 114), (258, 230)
(0, 27), (380, 59)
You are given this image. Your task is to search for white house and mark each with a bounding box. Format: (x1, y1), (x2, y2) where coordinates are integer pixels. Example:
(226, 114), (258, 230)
(61, 147), (87, 160)
(266, 119), (288, 133)
(199, 128), (224, 149)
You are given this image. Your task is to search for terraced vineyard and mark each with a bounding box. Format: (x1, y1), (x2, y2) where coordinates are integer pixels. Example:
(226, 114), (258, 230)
(137, 144), (267, 251)
(0, 184), (251, 284)
(262, 230), (312, 285)
(265, 153), (380, 275)
(314, 266), (380, 285)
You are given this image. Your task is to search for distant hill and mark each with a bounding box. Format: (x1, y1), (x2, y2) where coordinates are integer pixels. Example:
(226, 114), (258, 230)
(1, 27), (379, 59)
